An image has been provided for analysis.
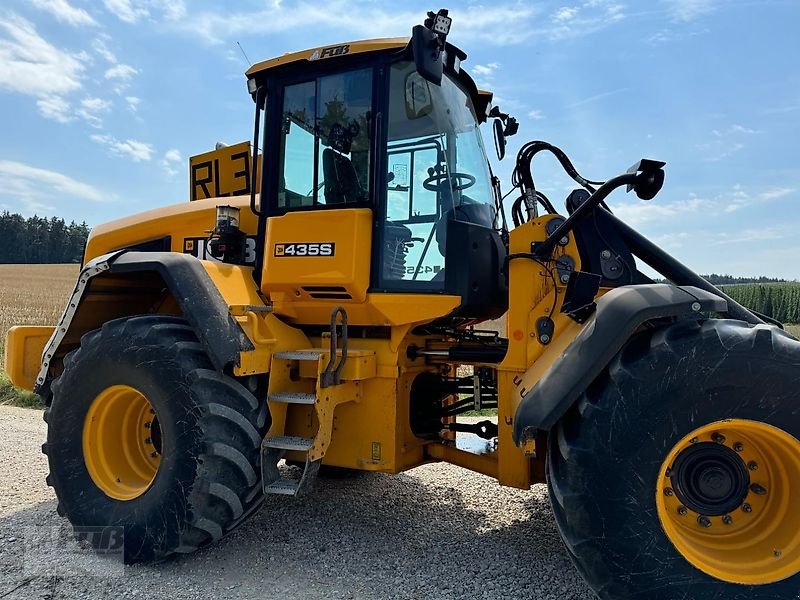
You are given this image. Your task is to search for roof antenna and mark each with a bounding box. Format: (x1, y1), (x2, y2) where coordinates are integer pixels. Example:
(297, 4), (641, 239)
(236, 41), (252, 66)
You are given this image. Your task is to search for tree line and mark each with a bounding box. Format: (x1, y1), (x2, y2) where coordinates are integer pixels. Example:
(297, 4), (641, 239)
(703, 274), (793, 285)
(0, 211), (90, 264)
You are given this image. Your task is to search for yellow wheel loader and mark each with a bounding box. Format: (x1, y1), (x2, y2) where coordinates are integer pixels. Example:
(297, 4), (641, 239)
(6, 9), (800, 599)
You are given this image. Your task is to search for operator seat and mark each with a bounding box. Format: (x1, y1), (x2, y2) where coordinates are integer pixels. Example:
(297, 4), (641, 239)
(322, 148), (365, 204)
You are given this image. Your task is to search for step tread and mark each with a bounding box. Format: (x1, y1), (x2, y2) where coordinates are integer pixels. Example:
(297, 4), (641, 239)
(263, 435), (314, 451)
(265, 480), (300, 495)
(273, 351), (321, 361)
(268, 392), (317, 405)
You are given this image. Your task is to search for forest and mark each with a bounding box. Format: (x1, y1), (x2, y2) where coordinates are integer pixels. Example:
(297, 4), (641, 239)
(0, 211), (90, 264)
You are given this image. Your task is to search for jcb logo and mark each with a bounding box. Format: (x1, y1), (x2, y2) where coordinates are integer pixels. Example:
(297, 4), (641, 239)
(312, 44), (350, 60)
(274, 242), (335, 257)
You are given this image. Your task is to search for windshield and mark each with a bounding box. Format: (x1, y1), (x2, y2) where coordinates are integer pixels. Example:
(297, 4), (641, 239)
(381, 61), (494, 286)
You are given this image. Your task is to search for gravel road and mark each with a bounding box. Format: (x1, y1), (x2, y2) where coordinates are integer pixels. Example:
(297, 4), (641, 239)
(0, 405), (593, 599)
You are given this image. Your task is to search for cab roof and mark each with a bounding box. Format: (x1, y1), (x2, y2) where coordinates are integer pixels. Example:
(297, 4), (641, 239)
(244, 36), (494, 122)
(245, 38), (409, 78)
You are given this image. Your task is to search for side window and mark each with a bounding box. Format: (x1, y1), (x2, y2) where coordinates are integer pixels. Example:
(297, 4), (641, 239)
(317, 70), (372, 205)
(279, 82), (316, 208)
(278, 69), (373, 209)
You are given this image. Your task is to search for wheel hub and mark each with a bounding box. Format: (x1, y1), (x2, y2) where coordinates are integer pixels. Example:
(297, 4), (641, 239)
(670, 442), (750, 516)
(656, 419), (800, 585)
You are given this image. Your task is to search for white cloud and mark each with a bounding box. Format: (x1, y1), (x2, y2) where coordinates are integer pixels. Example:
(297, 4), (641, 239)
(0, 15), (86, 98)
(711, 225), (790, 245)
(663, 0), (717, 22)
(76, 97), (112, 127)
(36, 96), (73, 123)
(105, 63), (139, 80)
(151, 0), (187, 21)
(0, 160), (106, 206)
(102, 0), (149, 23)
(91, 134), (154, 162)
(553, 6), (579, 22)
(610, 196), (710, 226)
(568, 87), (629, 108)
(472, 63), (500, 77)
(125, 95), (141, 111)
(161, 148), (182, 176)
(30, 0), (97, 27)
(527, 109), (545, 120)
(92, 37), (117, 63)
(700, 123), (759, 162)
(725, 185), (795, 213)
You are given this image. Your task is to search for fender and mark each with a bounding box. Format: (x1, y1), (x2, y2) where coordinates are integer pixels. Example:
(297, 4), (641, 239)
(512, 284), (728, 446)
(34, 251), (254, 398)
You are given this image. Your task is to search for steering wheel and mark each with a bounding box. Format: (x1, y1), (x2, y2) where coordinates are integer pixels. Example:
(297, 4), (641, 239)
(422, 171), (476, 192)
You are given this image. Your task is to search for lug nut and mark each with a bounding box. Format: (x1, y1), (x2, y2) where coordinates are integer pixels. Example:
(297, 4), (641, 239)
(774, 549), (783, 558)
(689, 437), (698, 444)
(712, 432), (726, 444)
(145, 437), (152, 445)
(698, 516), (712, 528)
(664, 487), (674, 497)
(750, 483), (768, 496)
(722, 515), (733, 525)
(151, 452), (158, 458)
(733, 442), (744, 452)
(748, 461), (759, 471)
(665, 467), (672, 478)
(144, 422), (151, 429)
(540, 334), (551, 344)
(678, 506), (688, 516)
(742, 503), (753, 513)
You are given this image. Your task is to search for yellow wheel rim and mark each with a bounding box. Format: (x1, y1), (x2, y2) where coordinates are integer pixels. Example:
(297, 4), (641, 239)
(656, 419), (800, 584)
(83, 385), (162, 501)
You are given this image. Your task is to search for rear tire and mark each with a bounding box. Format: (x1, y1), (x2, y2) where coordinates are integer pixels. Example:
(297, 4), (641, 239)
(547, 319), (800, 599)
(44, 315), (268, 563)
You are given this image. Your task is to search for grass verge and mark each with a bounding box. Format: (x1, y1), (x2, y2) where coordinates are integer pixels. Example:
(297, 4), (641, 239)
(0, 370), (43, 409)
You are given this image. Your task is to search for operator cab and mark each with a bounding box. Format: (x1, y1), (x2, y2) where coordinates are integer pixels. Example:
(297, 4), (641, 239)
(246, 20), (507, 324)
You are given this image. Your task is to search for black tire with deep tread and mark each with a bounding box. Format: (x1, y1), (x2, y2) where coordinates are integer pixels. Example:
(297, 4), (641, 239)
(43, 315), (268, 563)
(547, 319), (800, 600)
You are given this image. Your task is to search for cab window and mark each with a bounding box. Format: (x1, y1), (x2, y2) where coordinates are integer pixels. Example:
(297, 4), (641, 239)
(278, 68), (373, 209)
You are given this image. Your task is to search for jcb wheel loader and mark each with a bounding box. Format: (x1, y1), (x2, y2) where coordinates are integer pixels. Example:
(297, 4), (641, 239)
(5, 9), (800, 599)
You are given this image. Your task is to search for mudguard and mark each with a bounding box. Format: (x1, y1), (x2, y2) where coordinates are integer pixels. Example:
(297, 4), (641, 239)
(512, 284), (728, 446)
(34, 251), (254, 396)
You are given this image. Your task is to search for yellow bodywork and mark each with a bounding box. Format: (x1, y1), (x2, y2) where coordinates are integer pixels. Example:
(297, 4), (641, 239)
(5, 194), (584, 486)
(4, 326), (54, 391)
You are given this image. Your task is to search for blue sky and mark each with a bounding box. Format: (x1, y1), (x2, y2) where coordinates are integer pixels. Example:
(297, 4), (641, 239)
(0, 0), (798, 277)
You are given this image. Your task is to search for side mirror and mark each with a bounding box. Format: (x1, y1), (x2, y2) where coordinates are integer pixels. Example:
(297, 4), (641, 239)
(626, 158), (667, 201)
(493, 119), (506, 161)
(411, 25), (443, 85)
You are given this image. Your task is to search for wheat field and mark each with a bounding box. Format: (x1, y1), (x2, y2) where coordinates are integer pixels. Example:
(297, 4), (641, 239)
(0, 264), (79, 369)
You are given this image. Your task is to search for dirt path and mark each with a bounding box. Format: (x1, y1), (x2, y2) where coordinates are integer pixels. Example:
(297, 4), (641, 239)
(0, 406), (592, 600)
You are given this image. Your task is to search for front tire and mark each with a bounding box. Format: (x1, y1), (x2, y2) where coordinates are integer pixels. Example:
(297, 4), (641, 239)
(44, 315), (268, 563)
(547, 319), (800, 599)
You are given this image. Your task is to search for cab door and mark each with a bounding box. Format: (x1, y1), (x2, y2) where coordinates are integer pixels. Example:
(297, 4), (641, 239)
(261, 67), (376, 317)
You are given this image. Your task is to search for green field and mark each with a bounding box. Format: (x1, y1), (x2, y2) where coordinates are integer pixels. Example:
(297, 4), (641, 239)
(722, 282), (800, 324)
